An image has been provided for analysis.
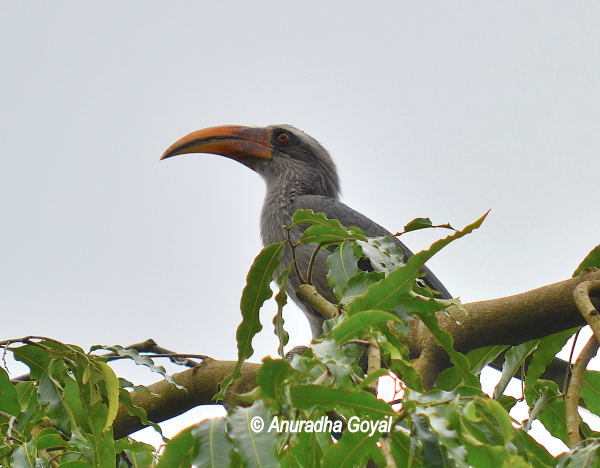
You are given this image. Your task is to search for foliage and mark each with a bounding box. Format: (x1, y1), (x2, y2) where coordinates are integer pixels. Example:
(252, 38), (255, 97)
(1, 212), (599, 467)
(0, 339), (157, 467)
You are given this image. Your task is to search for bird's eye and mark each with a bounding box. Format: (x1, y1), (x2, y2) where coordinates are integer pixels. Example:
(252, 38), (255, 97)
(277, 132), (290, 143)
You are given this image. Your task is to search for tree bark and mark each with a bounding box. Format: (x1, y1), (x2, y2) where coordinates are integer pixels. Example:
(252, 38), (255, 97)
(112, 269), (600, 437)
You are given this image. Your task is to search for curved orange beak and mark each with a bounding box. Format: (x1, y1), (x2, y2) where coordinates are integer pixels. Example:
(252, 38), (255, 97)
(160, 125), (273, 161)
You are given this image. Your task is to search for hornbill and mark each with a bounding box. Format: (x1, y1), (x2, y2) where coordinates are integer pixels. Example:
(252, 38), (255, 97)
(161, 124), (452, 337)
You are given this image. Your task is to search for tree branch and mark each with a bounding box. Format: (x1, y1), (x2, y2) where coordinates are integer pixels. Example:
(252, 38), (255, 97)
(113, 269), (600, 436)
(113, 359), (260, 438)
(296, 284), (339, 319)
(565, 335), (599, 449)
(410, 269), (600, 361)
(573, 280), (600, 341)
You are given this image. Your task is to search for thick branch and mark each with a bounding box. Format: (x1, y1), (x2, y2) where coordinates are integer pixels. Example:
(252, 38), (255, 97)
(410, 270), (600, 358)
(113, 359), (259, 438)
(114, 270), (600, 435)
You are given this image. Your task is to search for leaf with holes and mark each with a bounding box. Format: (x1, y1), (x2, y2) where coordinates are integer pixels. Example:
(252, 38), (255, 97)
(356, 236), (406, 275)
(327, 241), (362, 299)
(349, 212), (488, 315)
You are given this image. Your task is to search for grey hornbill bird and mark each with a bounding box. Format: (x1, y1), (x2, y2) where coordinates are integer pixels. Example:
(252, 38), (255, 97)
(161, 124), (452, 337)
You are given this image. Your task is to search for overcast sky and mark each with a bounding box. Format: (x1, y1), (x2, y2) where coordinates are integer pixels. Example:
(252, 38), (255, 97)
(1, 1), (599, 453)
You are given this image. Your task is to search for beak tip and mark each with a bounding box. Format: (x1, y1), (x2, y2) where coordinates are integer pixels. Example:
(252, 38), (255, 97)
(160, 150), (174, 160)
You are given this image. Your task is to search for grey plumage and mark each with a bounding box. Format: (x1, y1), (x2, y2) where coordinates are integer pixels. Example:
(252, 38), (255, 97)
(253, 125), (451, 336)
(162, 123), (451, 337)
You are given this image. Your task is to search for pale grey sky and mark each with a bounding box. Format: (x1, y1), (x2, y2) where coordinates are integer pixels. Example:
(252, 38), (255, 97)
(1, 0), (599, 451)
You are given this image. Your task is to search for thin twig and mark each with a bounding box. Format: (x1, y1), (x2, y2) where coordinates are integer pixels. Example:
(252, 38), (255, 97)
(380, 437), (398, 468)
(306, 239), (356, 284)
(0, 410), (16, 420)
(562, 328), (581, 394)
(393, 224), (457, 237)
(573, 281), (600, 341)
(565, 281), (600, 448)
(313, 371), (330, 386)
(284, 226), (306, 284)
(366, 337), (381, 395)
(306, 242), (325, 284)
(565, 335), (599, 449)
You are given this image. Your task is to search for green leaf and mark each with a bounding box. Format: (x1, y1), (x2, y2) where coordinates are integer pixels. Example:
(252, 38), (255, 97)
(89, 425), (116, 467)
(437, 345), (508, 391)
(227, 401), (279, 468)
(349, 212), (488, 314)
(573, 244), (600, 276)
(404, 217), (433, 232)
(356, 236), (406, 274)
(339, 271), (384, 308)
(326, 241), (362, 298)
(272, 268), (290, 358)
(257, 358), (295, 402)
(118, 388), (164, 437)
(156, 426), (195, 468)
(0, 367), (20, 417)
(389, 354), (424, 392)
(36, 429), (66, 450)
(330, 310), (401, 344)
(497, 395), (518, 413)
(378, 327), (424, 391)
(390, 431), (425, 467)
(419, 314), (480, 389)
(512, 430), (555, 468)
(311, 339), (358, 383)
(216, 242), (285, 400)
(105, 346), (182, 389)
(581, 371), (600, 416)
(281, 429), (331, 468)
(114, 439), (155, 467)
(494, 341), (538, 399)
(525, 380), (570, 444)
(525, 328), (578, 392)
(411, 414), (446, 468)
(290, 385), (394, 417)
(557, 439), (600, 468)
(485, 398), (515, 443)
(38, 371), (71, 433)
(291, 209), (366, 244)
(13, 344), (52, 379)
(464, 445), (511, 468)
(322, 428), (382, 468)
(96, 362), (119, 432)
(10, 441), (37, 468)
(59, 461), (92, 468)
(191, 418), (233, 468)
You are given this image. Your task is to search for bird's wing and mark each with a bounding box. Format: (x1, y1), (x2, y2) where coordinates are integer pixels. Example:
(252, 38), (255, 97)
(292, 195), (452, 299)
